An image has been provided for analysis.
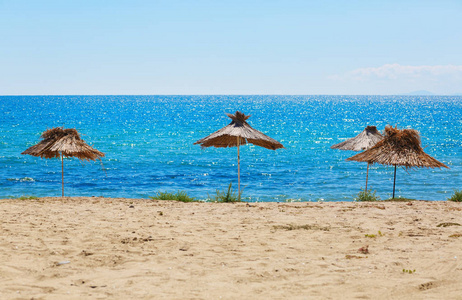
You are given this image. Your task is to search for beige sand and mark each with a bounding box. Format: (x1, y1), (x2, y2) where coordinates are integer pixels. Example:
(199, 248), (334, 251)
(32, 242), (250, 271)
(1, 197), (461, 299)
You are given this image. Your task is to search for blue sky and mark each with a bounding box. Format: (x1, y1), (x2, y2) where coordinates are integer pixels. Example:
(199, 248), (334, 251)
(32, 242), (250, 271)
(1, 0), (461, 95)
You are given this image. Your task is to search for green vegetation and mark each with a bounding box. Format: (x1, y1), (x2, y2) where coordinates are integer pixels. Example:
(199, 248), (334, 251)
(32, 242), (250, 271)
(354, 189), (380, 202)
(210, 183), (242, 203)
(149, 191), (197, 202)
(365, 231), (383, 238)
(384, 196), (415, 202)
(17, 196), (39, 200)
(403, 269), (416, 274)
(448, 190), (462, 202)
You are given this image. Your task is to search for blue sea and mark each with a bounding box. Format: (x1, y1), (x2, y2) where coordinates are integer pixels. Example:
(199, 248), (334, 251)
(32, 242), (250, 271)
(1, 95), (461, 201)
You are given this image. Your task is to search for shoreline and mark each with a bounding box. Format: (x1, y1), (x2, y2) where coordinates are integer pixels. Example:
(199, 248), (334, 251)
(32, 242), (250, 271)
(1, 197), (461, 299)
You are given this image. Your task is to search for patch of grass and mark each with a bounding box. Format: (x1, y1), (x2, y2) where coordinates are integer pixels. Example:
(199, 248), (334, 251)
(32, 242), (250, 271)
(149, 191), (196, 202)
(17, 196), (39, 200)
(403, 269), (416, 274)
(210, 183), (242, 203)
(448, 190), (462, 202)
(383, 197), (415, 202)
(365, 231), (383, 238)
(354, 189), (380, 202)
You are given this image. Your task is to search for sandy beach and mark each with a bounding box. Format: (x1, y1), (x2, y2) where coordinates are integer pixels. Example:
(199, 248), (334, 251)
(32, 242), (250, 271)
(1, 197), (461, 299)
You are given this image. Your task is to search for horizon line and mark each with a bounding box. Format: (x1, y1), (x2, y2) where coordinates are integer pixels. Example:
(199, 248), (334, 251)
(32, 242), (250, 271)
(1, 93), (461, 97)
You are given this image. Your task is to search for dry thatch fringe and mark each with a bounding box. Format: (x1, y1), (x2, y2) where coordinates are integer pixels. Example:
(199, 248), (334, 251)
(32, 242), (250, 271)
(331, 126), (383, 151)
(347, 125), (448, 169)
(22, 127), (105, 161)
(194, 111), (284, 150)
(331, 126), (383, 192)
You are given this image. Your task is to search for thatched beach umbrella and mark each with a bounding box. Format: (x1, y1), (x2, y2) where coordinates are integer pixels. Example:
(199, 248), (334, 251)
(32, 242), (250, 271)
(331, 126), (383, 191)
(347, 125), (448, 198)
(194, 111), (284, 196)
(22, 127), (105, 197)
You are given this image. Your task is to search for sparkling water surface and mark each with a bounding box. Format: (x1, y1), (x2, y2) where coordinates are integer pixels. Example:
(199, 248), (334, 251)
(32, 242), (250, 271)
(1, 95), (461, 201)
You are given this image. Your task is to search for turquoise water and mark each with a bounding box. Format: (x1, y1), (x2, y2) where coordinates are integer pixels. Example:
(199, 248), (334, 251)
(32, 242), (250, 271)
(1, 95), (460, 201)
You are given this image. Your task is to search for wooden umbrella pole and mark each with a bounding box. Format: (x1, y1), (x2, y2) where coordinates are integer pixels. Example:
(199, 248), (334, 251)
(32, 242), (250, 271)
(61, 153), (64, 197)
(237, 136), (240, 196)
(392, 165), (397, 199)
(365, 162), (370, 192)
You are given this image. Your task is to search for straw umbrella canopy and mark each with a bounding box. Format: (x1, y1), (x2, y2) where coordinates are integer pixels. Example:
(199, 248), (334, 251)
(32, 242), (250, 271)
(331, 126), (383, 191)
(347, 125), (448, 198)
(22, 127), (105, 197)
(194, 111), (284, 196)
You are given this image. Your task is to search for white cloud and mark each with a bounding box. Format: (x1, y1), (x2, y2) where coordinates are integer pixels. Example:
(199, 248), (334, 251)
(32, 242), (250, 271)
(329, 63), (462, 94)
(334, 63), (462, 81)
